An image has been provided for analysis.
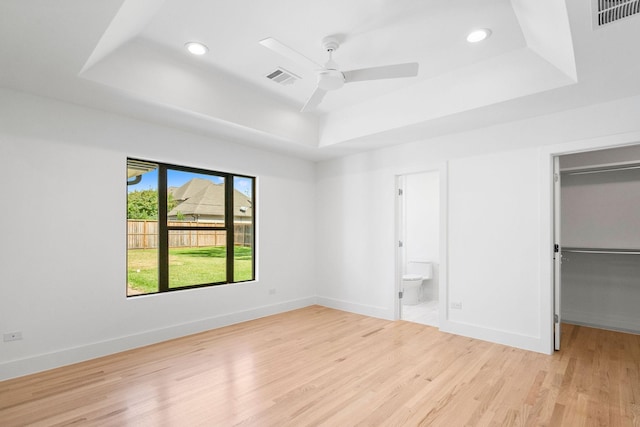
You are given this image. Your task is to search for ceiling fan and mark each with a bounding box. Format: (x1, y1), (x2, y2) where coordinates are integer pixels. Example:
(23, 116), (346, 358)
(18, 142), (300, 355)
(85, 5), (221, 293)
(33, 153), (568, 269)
(259, 36), (419, 112)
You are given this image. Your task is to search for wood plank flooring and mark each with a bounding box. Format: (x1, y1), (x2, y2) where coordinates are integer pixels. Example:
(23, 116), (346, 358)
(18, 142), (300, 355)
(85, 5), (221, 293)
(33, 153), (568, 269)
(1, 305), (639, 426)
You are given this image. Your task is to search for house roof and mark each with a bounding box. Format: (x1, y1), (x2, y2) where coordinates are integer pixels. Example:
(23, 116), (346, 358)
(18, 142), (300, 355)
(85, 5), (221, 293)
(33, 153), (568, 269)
(2, 1), (640, 160)
(170, 178), (215, 202)
(168, 179), (252, 219)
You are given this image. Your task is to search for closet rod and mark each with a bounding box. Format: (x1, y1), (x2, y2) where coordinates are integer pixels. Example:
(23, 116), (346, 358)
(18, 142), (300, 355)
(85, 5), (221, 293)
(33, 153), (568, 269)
(561, 163), (640, 176)
(562, 247), (640, 255)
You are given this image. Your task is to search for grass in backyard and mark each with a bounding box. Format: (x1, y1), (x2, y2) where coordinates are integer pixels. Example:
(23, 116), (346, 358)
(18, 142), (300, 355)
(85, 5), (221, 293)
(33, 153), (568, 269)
(127, 246), (253, 294)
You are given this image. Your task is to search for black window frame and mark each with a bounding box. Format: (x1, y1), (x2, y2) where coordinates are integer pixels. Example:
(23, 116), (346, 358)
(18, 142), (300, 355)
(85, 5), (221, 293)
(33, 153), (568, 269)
(127, 158), (256, 296)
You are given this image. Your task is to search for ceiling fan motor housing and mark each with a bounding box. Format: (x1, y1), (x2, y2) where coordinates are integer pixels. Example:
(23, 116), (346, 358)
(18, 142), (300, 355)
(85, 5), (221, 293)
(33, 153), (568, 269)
(322, 36), (340, 52)
(317, 69), (345, 90)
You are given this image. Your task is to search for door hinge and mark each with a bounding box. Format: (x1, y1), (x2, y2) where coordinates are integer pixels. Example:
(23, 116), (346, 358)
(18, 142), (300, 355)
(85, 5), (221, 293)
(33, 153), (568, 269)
(399, 291), (403, 299)
(398, 188), (403, 196)
(399, 240), (404, 248)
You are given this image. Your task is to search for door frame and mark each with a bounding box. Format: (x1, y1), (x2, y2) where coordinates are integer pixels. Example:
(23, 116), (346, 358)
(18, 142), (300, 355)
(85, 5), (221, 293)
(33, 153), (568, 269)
(395, 174), (407, 320)
(394, 164), (448, 325)
(545, 136), (640, 353)
(553, 156), (562, 350)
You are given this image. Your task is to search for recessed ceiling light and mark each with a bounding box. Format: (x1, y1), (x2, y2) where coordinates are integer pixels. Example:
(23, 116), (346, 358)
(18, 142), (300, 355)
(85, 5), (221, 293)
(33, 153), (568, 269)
(185, 41), (208, 55)
(466, 29), (491, 43)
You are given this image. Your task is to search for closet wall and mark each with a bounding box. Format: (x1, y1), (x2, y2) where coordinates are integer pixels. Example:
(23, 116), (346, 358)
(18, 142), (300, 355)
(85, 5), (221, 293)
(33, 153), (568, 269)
(560, 145), (640, 333)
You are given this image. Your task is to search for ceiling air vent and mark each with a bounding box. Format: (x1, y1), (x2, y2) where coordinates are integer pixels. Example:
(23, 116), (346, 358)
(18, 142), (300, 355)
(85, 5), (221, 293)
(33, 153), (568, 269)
(595, 0), (640, 26)
(265, 67), (300, 85)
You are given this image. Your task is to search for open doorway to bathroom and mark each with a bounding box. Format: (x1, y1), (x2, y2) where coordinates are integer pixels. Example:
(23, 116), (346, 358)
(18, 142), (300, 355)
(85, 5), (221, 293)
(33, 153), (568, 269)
(397, 170), (441, 327)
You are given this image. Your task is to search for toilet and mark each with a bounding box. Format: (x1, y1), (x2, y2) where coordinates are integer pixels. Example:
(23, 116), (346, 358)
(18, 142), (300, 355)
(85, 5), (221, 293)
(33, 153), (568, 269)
(402, 260), (433, 305)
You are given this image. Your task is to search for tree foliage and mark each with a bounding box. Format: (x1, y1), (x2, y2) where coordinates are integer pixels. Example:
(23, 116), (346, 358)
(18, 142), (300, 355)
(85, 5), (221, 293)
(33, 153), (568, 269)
(127, 190), (177, 219)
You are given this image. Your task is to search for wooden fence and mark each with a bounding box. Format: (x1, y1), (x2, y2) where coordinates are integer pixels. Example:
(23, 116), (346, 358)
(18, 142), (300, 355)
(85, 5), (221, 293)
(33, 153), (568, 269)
(127, 220), (253, 249)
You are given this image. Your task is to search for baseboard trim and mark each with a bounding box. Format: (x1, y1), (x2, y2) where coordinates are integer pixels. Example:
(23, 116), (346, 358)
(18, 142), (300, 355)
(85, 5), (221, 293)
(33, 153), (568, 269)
(315, 297), (392, 320)
(0, 297), (316, 381)
(562, 309), (640, 335)
(2, 297), (562, 381)
(315, 299), (550, 354)
(439, 319), (549, 354)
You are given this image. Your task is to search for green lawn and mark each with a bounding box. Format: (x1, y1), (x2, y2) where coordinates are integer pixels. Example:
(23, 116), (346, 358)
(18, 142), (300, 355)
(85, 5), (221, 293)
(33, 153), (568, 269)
(127, 246), (253, 294)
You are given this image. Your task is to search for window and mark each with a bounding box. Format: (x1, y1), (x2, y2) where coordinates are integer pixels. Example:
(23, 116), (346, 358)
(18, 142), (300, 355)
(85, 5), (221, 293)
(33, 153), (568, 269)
(126, 158), (255, 296)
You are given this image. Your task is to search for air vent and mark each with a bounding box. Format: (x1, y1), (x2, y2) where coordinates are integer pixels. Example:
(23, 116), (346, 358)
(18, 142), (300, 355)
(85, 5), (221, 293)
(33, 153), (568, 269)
(265, 67), (300, 85)
(596, 0), (640, 26)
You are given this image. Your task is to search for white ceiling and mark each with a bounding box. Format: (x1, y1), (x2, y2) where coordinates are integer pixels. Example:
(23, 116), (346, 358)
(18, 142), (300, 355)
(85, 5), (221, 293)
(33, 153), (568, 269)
(140, 0), (526, 111)
(2, 0), (640, 160)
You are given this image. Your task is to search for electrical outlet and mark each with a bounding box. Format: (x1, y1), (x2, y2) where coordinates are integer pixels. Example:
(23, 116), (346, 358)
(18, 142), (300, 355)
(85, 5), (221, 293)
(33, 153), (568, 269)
(450, 301), (463, 310)
(3, 331), (23, 342)
(268, 288), (276, 295)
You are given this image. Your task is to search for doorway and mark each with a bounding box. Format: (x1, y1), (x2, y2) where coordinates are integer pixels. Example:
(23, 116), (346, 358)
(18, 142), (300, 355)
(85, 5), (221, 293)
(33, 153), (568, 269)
(397, 171), (441, 327)
(553, 144), (640, 350)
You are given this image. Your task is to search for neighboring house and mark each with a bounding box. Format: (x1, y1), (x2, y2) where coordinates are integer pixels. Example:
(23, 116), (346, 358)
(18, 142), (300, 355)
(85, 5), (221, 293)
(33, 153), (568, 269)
(168, 178), (252, 224)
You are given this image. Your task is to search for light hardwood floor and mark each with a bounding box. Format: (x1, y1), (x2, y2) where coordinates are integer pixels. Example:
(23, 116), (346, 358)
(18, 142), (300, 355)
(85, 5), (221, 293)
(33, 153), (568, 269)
(1, 306), (639, 426)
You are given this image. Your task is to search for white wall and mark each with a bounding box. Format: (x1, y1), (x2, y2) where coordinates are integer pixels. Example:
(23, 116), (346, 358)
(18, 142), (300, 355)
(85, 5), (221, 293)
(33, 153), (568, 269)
(0, 89), (317, 380)
(315, 155), (398, 319)
(447, 149), (542, 345)
(315, 145), (548, 351)
(316, 93), (640, 354)
(404, 172), (440, 264)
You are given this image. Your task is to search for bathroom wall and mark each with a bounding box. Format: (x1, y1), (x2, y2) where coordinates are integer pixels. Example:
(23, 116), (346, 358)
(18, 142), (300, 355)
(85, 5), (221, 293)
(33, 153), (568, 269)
(404, 172), (440, 300)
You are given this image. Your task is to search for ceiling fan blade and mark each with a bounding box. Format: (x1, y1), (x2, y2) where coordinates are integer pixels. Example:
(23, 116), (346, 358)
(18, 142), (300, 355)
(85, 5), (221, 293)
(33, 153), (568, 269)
(343, 62), (419, 83)
(301, 87), (327, 112)
(259, 37), (323, 70)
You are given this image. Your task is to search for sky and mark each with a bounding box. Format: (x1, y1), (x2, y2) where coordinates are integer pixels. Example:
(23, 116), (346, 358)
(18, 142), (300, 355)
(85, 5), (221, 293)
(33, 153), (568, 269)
(128, 167), (252, 197)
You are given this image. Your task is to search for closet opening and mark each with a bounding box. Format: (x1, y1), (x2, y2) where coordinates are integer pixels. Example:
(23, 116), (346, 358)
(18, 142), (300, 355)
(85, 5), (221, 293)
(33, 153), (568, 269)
(554, 144), (640, 350)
